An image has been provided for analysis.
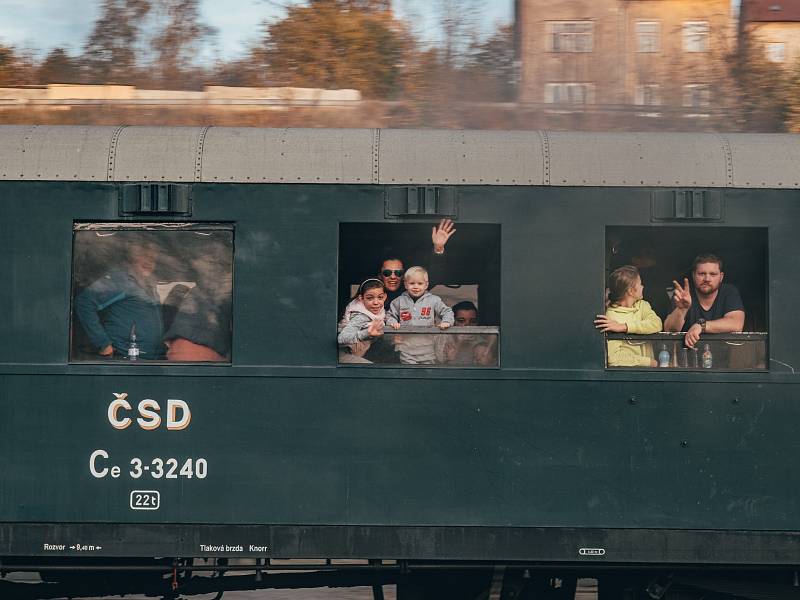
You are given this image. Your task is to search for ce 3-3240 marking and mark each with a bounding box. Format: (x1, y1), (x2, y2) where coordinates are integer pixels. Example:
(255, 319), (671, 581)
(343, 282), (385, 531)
(89, 450), (208, 479)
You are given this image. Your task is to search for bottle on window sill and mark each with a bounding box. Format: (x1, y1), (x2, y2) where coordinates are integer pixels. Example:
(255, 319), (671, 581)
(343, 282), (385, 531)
(658, 344), (670, 368)
(127, 324), (140, 361)
(690, 347), (699, 368)
(702, 343), (713, 369)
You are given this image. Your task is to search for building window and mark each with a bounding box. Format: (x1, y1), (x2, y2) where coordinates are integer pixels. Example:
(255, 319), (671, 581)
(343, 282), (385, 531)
(682, 21), (709, 52)
(337, 223), (500, 368)
(546, 21), (593, 52)
(766, 42), (786, 63)
(635, 84), (661, 106)
(636, 21), (660, 53)
(70, 223), (234, 363)
(683, 84), (711, 108)
(544, 83), (595, 104)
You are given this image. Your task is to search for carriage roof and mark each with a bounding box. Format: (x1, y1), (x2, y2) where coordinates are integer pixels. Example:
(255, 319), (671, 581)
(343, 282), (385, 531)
(0, 125), (797, 188)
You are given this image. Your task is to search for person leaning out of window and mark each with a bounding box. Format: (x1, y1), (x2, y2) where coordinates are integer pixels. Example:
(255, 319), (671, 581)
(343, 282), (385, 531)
(594, 265), (663, 367)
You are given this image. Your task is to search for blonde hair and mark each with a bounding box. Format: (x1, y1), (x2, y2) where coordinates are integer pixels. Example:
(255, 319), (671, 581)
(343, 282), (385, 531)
(607, 265), (640, 307)
(403, 266), (429, 282)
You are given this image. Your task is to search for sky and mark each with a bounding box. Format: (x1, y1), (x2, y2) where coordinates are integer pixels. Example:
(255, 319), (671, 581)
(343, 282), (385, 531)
(0, 0), (514, 61)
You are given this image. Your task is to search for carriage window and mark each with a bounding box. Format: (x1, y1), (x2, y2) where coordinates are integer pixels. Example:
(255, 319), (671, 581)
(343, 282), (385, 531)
(603, 226), (767, 371)
(70, 223), (234, 363)
(338, 223), (500, 367)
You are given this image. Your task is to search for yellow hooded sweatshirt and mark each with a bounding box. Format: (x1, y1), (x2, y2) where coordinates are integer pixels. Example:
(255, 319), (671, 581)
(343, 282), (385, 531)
(605, 300), (663, 367)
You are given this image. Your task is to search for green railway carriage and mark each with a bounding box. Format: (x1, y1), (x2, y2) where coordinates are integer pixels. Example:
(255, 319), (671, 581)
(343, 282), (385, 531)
(0, 126), (799, 599)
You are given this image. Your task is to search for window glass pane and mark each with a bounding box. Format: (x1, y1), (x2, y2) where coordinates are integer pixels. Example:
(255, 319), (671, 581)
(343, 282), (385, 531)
(338, 223), (500, 367)
(545, 83), (593, 105)
(683, 21), (709, 52)
(547, 21), (593, 52)
(766, 42), (786, 63)
(71, 224), (234, 363)
(636, 21), (660, 53)
(683, 84), (710, 108)
(636, 84), (660, 106)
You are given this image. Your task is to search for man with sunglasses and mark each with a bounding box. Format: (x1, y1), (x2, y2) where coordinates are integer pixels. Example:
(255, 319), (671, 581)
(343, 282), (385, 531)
(365, 219), (456, 363)
(378, 219), (456, 305)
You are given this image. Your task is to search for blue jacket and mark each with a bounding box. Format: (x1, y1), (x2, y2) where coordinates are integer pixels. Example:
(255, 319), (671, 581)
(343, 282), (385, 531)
(75, 270), (164, 358)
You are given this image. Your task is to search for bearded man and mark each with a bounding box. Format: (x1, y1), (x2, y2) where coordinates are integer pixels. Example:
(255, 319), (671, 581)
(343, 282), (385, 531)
(664, 254), (745, 349)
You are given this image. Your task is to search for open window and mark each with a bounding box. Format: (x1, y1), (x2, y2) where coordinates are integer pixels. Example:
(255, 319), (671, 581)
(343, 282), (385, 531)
(338, 223), (500, 367)
(70, 223), (233, 363)
(603, 226), (767, 371)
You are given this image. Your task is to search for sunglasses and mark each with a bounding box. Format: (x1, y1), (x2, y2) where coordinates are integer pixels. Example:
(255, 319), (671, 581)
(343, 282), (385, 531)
(382, 269), (404, 277)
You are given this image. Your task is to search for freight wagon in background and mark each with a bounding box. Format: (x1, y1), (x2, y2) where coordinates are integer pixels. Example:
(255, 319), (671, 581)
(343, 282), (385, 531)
(0, 126), (798, 600)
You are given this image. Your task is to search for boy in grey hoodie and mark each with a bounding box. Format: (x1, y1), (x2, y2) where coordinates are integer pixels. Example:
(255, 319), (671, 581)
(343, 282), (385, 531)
(387, 266), (454, 364)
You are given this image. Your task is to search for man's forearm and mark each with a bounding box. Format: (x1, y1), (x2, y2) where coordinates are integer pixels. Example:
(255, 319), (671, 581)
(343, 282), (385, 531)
(705, 311), (745, 333)
(663, 308), (687, 332)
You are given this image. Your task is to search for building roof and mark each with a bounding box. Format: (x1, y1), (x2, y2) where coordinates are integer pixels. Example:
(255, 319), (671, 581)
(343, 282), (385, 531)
(744, 0), (800, 23)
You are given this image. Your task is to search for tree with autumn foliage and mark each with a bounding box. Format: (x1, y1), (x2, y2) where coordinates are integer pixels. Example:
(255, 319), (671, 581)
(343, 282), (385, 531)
(150, 0), (217, 87)
(83, 0), (152, 84)
(252, 0), (411, 98)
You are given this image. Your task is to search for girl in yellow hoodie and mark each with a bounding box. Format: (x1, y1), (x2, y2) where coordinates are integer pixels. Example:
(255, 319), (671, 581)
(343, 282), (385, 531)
(594, 265), (662, 367)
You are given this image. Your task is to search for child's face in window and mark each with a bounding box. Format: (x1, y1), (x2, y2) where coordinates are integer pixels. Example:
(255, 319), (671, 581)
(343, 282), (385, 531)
(404, 274), (428, 299)
(361, 288), (386, 315)
(630, 276), (644, 301)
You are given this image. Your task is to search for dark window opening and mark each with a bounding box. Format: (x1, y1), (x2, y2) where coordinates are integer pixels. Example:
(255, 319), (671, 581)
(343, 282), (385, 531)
(604, 226), (767, 371)
(70, 223), (234, 363)
(338, 223), (500, 367)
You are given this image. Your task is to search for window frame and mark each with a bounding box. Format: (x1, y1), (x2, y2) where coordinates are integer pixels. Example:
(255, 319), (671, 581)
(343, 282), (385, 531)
(69, 221), (235, 365)
(544, 82), (595, 105)
(682, 21), (710, 53)
(545, 21), (594, 53)
(682, 84), (711, 108)
(635, 21), (661, 53)
(635, 83), (661, 107)
(766, 42), (786, 63)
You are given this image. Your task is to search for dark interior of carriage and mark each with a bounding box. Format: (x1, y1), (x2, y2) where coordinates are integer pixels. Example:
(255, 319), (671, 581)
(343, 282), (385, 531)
(606, 226), (767, 331)
(338, 223), (501, 324)
(338, 223), (501, 366)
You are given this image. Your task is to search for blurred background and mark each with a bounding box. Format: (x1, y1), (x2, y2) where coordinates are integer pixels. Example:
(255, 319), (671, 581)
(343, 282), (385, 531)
(0, 0), (796, 131)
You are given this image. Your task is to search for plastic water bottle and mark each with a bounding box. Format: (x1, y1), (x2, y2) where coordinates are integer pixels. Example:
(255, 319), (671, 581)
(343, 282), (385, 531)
(127, 324), (140, 361)
(702, 344), (713, 369)
(690, 347), (699, 368)
(658, 344), (670, 368)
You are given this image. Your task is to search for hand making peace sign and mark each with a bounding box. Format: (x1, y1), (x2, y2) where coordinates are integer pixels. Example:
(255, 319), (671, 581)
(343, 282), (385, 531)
(671, 277), (692, 310)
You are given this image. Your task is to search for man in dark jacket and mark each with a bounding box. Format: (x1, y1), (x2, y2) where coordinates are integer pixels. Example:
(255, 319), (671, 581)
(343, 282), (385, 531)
(75, 241), (164, 359)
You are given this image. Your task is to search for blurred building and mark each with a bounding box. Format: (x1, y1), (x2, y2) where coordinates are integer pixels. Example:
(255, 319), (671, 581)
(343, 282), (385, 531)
(742, 0), (800, 66)
(517, 0), (733, 122)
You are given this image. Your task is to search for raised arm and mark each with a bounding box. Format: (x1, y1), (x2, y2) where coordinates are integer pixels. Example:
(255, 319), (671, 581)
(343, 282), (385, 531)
(431, 218), (456, 254)
(664, 278), (691, 332)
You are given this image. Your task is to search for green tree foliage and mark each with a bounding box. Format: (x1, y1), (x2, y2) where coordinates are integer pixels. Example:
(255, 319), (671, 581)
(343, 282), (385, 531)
(37, 48), (82, 84)
(253, 0), (409, 98)
(83, 0), (152, 84)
